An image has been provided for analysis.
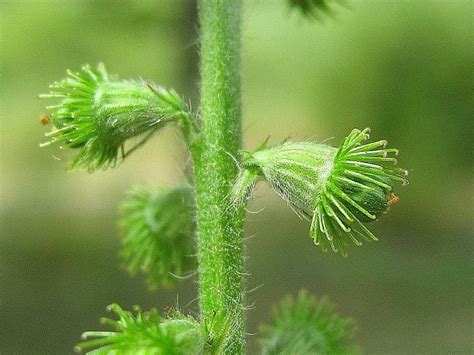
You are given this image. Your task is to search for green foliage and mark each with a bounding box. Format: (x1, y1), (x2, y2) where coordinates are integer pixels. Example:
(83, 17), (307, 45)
(77, 304), (205, 354)
(233, 128), (407, 255)
(259, 290), (358, 354)
(40, 64), (189, 171)
(119, 185), (196, 289)
(288, 0), (343, 19)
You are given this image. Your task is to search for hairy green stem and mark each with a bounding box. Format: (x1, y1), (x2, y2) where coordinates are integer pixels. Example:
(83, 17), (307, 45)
(192, 0), (244, 353)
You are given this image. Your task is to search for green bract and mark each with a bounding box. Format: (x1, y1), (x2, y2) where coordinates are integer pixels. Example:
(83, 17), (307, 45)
(119, 185), (195, 288)
(40, 64), (189, 171)
(233, 128), (408, 255)
(77, 304), (205, 354)
(259, 290), (358, 354)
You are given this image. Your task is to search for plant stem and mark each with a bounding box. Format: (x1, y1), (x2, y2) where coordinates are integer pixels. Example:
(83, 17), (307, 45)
(192, 0), (244, 353)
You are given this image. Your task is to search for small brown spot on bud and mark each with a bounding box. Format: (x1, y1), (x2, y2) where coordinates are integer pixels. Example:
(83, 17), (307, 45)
(387, 193), (399, 205)
(39, 113), (50, 125)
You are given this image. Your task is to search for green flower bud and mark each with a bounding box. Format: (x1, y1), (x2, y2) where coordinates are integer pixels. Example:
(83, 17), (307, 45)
(233, 128), (408, 255)
(119, 185), (195, 288)
(259, 290), (358, 354)
(77, 304), (205, 354)
(40, 64), (189, 171)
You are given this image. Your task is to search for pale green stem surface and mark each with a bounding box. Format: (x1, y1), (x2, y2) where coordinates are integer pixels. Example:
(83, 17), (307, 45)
(192, 0), (245, 353)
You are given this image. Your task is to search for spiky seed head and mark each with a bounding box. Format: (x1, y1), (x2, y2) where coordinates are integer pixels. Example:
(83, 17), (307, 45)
(119, 185), (196, 289)
(77, 304), (205, 354)
(39, 64), (189, 171)
(259, 290), (358, 354)
(232, 128), (408, 255)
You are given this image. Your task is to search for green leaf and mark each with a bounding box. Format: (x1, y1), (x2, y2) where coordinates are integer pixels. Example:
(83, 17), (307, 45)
(233, 128), (408, 255)
(259, 290), (358, 354)
(119, 185), (196, 289)
(40, 64), (190, 171)
(77, 304), (205, 354)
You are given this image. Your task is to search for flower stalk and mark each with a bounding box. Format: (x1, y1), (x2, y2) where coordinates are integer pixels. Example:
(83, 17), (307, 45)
(191, 0), (245, 353)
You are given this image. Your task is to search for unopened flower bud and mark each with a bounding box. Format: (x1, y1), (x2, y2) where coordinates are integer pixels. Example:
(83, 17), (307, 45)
(119, 185), (195, 288)
(40, 64), (189, 171)
(233, 128), (408, 255)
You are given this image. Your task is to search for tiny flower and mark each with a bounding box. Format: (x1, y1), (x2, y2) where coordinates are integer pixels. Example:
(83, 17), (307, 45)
(40, 64), (190, 171)
(119, 185), (196, 288)
(232, 128), (408, 255)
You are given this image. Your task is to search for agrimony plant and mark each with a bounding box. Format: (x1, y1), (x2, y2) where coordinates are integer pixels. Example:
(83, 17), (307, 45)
(39, 1), (407, 353)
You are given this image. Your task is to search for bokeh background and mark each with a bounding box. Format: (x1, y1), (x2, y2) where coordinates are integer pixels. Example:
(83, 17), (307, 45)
(1, 0), (472, 353)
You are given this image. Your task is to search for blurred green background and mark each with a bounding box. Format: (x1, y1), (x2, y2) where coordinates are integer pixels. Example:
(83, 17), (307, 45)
(1, 0), (473, 353)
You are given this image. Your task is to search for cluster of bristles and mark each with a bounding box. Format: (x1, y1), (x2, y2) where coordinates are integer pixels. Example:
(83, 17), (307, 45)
(311, 128), (408, 254)
(39, 64), (118, 170)
(40, 64), (107, 146)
